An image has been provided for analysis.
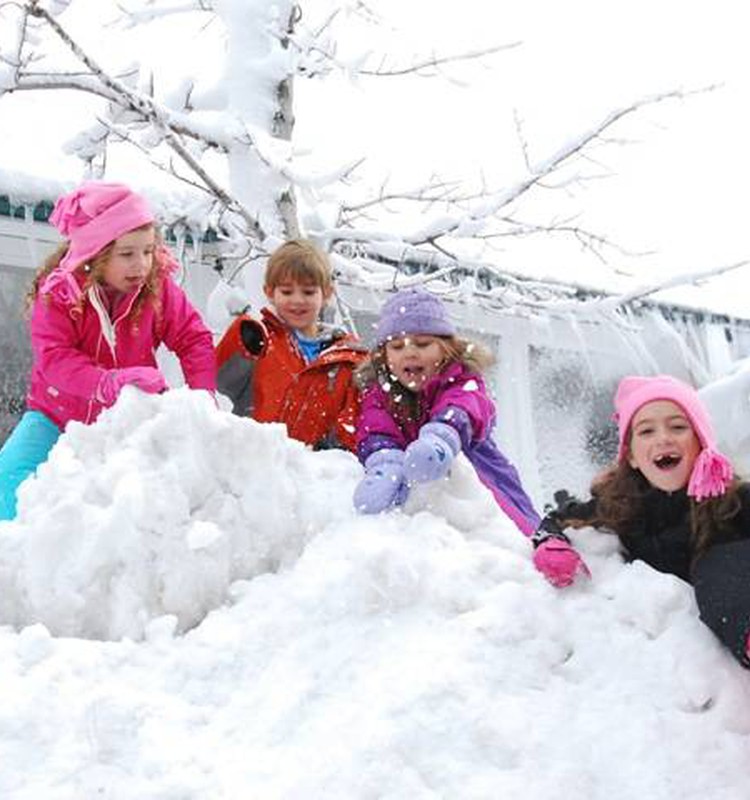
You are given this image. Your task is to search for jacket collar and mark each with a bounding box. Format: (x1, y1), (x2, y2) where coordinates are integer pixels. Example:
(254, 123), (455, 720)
(261, 305), (349, 345)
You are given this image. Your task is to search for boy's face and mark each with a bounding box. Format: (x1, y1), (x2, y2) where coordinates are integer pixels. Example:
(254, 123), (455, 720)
(265, 279), (331, 337)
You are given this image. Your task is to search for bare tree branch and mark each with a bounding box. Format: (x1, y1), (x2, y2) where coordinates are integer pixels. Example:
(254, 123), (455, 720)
(14, 1), (269, 241)
(549, 259), (750, 315)
(358, 42), (522, 77)
(394, 86), (718, 250)
(115, 1), (214, 25)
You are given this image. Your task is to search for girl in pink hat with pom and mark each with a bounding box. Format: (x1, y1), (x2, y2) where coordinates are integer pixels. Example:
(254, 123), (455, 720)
(542, 373), (750, 667)
(0, 181), (216, 521)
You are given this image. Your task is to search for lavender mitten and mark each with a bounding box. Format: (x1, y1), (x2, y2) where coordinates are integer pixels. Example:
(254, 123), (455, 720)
(353, 450), (410, 514)
(97, 366), (168, 406)
(403, 421), (462, 484)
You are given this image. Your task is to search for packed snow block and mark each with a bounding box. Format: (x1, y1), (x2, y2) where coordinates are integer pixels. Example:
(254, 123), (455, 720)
(699, 362), (750, 477)
(0, 388), (362, 640)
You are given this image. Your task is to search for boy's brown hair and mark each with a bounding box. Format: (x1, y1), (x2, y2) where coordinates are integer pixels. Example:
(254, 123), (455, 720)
(264, 239), (333, 293)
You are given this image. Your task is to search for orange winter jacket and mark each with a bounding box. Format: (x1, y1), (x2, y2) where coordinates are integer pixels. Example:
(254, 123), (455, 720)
(215, 307), (368, 451)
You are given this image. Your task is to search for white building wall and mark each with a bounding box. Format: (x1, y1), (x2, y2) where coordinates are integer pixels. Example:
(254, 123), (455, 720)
(2, 215), (749, 508)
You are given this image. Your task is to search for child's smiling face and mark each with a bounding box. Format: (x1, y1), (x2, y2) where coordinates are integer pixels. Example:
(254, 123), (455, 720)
(384, 335), (446, 391)
(627, 400), (702, 493)
(265, 279), (330, 337)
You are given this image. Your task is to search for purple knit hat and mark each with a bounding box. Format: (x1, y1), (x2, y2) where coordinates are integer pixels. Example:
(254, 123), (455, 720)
(614, 374), (733, 501)
(42, 181), (154, 300)
(375, 288), (455, 346)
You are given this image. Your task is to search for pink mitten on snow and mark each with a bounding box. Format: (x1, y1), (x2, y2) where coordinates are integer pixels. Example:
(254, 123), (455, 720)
(97, 366), (168, 406)
(532, 535), (590, 588)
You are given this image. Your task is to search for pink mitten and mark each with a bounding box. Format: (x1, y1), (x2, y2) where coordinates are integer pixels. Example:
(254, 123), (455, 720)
(97, 366), (168, 406)
(532, 535), (590, 588)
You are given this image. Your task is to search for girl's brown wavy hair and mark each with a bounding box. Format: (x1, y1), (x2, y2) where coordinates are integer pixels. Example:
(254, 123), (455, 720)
(355, 334), (494, 428)
(26, 224), (167, 320)
(564, 459), (743, 563)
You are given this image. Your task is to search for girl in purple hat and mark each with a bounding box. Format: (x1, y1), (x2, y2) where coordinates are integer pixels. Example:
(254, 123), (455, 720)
(0, 181), (216, 521)
(353, 287), (590, 589)
(543, 374), (750, 666)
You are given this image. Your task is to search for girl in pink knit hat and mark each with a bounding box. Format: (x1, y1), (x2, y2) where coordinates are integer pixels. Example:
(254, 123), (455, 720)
(543, 373), (750, 667)
(0, 181), (216, 521)
(353, 287), (590, 589)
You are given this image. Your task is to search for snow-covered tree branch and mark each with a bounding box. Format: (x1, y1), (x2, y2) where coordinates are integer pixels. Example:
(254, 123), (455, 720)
(0, 0), (719, 307)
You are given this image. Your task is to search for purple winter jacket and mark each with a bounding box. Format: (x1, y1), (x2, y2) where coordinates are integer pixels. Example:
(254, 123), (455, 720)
(27, 266), (216, 430)
(356, 361), (540, 535)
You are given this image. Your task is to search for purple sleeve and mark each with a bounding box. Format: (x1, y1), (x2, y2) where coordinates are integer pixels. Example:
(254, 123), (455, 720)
(431, 374), (495, 441)
(435, 403), (541, 535)
(355, 386), (407, 463)
(433, 405), (474, 449)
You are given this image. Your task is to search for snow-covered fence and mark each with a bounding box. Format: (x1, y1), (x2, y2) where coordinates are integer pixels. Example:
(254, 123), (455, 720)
(3, 201), (750, 508)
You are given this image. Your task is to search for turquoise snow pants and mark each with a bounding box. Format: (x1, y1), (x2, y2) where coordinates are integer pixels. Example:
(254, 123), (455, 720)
(0, 410), (60, 521)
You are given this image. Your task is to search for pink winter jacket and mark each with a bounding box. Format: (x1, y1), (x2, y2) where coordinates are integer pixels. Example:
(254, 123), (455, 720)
(27, 269), (216, 430)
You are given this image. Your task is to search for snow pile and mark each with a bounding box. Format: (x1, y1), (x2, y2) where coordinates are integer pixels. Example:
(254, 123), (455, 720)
(1, 390), (750, 798)
(0, 388), (360, 639)
(700, 358), (750, 477)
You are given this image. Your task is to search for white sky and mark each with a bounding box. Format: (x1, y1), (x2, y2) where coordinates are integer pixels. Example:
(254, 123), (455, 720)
(1, 385), (750, 797)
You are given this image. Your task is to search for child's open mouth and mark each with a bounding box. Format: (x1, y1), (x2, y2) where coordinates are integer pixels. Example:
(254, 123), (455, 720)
(402, 367), (427, 386)
(654, 453), (682, 470)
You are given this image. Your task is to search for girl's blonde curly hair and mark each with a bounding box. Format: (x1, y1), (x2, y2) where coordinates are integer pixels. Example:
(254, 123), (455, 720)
(27, 224), (168, 320)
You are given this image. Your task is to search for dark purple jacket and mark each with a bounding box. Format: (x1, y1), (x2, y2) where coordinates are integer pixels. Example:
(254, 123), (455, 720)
(356, 361), (540, 535)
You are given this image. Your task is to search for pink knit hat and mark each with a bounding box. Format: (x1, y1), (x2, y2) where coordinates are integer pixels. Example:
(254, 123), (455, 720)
(43, 182), (154, 299)
(614, 374), (733, 501)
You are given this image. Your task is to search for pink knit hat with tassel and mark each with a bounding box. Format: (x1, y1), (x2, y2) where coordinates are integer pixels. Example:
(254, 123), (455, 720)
(614, 374), (733, 501)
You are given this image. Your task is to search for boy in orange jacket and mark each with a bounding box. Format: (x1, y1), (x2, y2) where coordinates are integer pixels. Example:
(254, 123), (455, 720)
(215, 240), (367, 451)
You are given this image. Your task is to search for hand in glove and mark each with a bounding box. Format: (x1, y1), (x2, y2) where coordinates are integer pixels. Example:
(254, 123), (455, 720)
(532, 518), (591, 588)
(403, 422), (462, 484)
(353, 450), (410, 514)
(97, 366), (168, 407)
(546, 489), (596, 525)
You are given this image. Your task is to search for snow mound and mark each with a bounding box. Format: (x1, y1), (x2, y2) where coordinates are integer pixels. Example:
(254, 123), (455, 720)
(2, 390), (750, 796)
(700, 359), (750, 477)
(0, 388), (511, 641)
(0, 388), (362, 640)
